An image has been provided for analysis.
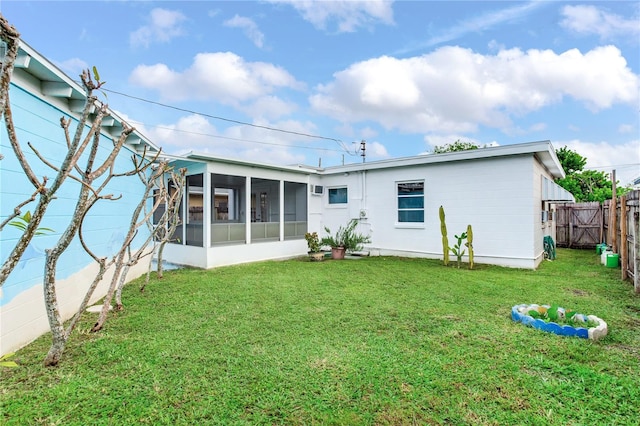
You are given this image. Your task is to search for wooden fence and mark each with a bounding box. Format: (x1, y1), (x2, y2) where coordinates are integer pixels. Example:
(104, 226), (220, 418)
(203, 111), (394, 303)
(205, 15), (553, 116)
(556, 202), (602, 249)
(556, 189), (639, 293)
(604, 189), (639, 290)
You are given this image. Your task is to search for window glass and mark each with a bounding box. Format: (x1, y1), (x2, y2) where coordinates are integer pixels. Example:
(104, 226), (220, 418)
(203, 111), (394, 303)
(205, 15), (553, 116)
(328, 187), (348, 204)
(397, 181), (424, 223)
(398, 197), (424, 209)
(398, 210), (425, 223)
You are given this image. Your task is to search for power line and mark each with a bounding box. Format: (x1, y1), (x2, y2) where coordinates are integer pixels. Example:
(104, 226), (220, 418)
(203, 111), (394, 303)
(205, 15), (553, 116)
(101, 87), (349, 149)
(126, 120), (347, 153)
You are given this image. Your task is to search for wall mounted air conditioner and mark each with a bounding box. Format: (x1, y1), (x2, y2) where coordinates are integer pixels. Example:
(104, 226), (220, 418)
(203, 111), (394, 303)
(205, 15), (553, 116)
(311, 185), (324, 195)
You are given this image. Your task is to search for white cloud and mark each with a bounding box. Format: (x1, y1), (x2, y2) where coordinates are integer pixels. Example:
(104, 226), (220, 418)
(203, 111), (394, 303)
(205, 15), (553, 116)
(413, 1), (545, 50)
(224, 15), (265, 48)
(618, 124), (635, 134)
(554, 139), (640, 186)
(560, 5), (640, 40)
(529, 122), (547, 132)
(360, 127), (378, 140)
(130, 8), (187, 48)
(269, 0), (394, 32)
(56, 58), (89, 76)
(127, 113), (323, 166)
(241, 96), (298, 120)
(366, 141), (389, 159)
(129, 52), (304, 105)
(310, 45), (639, 134)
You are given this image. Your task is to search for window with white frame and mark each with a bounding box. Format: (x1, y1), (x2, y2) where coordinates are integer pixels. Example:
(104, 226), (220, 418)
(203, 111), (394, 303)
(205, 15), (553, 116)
(397, 181), (424, 223)
(328, 187), (348, 204)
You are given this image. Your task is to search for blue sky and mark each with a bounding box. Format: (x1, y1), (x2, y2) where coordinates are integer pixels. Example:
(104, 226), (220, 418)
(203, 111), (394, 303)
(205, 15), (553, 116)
(2, 1), (639, 184)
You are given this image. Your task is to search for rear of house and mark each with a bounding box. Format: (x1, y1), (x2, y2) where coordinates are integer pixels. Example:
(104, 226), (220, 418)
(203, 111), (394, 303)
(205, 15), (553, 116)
(163, 141), (573, 270)
(313, 141), (574, 269)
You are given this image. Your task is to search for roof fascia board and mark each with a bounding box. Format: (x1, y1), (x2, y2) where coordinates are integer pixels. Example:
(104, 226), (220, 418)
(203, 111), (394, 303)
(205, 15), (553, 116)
(320, 140), (565, 178)
(185, 152), (317, 175)
(14, 39), (160, 153)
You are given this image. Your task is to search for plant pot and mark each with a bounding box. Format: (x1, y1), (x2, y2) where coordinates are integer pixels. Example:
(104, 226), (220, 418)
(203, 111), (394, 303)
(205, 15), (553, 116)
(331, 247), (346, 260)
(511, 304), (608, 340)
(308, 251), (325, 262)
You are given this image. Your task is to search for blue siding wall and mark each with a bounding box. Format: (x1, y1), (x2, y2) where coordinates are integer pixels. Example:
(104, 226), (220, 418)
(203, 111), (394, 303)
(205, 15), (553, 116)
(0, 84), (150, 307)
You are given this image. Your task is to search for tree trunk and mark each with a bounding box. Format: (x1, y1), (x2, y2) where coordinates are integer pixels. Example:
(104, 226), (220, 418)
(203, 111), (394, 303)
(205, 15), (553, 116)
(91, 254), (125, 332)
(115, 264), (131, 310)
(42, 248), (66, 367)
(156, 242), (166, 279)
(64, 259), (107, 338)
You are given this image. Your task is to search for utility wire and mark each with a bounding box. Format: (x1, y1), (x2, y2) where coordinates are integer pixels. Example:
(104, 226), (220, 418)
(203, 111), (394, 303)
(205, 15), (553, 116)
(101, 88), (351, 151)
(126, 121), (347, 153)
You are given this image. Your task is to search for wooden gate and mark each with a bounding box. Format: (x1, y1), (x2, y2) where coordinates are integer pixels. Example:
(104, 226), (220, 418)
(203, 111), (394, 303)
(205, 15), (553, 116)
(556, 202), (603, 248)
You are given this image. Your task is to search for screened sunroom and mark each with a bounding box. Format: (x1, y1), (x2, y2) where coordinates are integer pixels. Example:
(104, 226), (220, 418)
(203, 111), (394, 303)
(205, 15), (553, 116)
(158, 153), (314, 269)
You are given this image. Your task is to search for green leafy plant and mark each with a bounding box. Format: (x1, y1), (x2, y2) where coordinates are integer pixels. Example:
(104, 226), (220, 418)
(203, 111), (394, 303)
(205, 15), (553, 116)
(527, 304), (598, 328)
(304, 232), (321, 253)
(321, 219), (371, 253)
(8, 211), (54, 235)
(0, 352), (18, 368)
(450, 231), (467, 268)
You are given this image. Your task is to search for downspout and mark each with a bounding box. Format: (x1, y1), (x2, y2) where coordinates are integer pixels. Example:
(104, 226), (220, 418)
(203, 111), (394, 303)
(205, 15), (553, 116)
(361, 169), (367, 217)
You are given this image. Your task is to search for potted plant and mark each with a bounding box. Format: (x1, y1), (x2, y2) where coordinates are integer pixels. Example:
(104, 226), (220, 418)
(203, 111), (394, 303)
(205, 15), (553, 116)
(304, 232), (324, 261)
(320, 219), (371, 260)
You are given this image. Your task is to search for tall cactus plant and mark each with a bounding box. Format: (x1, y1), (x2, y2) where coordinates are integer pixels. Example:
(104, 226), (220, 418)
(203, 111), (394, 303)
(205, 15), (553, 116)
(439, 206), (449, 266)
(466, 224), (474, 270)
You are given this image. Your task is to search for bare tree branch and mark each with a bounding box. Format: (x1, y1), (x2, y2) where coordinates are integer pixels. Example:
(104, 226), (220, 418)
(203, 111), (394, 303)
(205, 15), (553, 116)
(0, 14), (20, 116)
(91, 160), (167, 331)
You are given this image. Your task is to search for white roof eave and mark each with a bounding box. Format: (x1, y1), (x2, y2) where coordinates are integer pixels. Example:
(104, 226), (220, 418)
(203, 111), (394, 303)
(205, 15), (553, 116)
(320, 140), (566, 178)
(15, 39), (160, 154)
(183, 152), (317, 175)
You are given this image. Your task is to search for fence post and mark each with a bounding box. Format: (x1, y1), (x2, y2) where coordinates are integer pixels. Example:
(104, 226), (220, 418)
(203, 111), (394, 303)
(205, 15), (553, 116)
(610, 171), (617, 253)
(635, 211), (639, 294)
(599, 202), (604, 245)
(620, 196), (627, 280)
(568, 207), (573, 249)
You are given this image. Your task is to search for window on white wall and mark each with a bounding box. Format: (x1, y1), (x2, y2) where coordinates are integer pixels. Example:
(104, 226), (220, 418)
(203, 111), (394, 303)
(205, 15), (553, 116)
(397, 181), (424, 223)
(328, 187), (348, 204)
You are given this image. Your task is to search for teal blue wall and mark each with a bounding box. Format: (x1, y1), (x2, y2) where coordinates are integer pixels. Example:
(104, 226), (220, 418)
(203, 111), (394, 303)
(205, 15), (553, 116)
(0, 84), (150, 306)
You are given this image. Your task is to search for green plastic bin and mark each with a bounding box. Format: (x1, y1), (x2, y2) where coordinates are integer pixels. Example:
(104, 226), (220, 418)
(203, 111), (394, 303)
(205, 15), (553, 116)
(606, 253), (619, 268)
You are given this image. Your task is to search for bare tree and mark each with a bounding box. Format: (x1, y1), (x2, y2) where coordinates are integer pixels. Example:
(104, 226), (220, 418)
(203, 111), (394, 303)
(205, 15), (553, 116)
(91, 159), (168, 332)
(1, 16), (100, 286)
(41, 81), (144, 365)
(39, 152), (164, 366)
(135, 167), (185, 293)
(113, 162), (170, 309)
(0, 15), (19, 125)
(2, 15), (168, 365)
(154, 169), (186, 280)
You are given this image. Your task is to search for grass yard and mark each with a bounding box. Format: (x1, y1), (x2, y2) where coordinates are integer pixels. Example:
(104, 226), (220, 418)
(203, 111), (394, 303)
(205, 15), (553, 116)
(1, 249), (639, 425)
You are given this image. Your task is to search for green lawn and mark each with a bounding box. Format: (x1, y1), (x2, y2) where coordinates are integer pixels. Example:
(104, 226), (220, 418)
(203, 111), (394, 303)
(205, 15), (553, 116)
(2, 249), (639, 425)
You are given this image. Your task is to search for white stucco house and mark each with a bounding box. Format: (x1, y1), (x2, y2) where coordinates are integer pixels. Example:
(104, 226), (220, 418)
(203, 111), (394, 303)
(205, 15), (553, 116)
(161, 141), (574, 271)
(311, 142), (574, 268)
